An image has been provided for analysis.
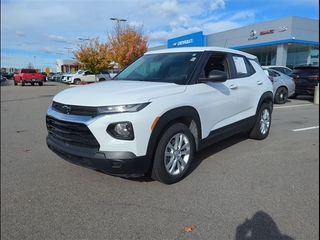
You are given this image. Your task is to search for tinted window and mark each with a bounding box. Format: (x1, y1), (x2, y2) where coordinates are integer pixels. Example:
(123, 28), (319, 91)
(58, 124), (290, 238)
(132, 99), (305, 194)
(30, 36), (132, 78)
(203, 54), (229, 78)
(291, 67), (319, 75)
(115, 52), (202, 84)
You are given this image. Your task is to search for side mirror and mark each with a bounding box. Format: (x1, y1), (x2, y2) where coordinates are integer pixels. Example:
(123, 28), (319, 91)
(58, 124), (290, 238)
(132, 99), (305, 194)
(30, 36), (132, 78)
(199, 70), (228, 83)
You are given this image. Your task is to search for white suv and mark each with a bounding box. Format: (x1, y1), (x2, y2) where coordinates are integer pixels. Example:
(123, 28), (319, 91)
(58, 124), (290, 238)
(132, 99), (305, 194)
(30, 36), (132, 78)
(46, 47), (273, 184)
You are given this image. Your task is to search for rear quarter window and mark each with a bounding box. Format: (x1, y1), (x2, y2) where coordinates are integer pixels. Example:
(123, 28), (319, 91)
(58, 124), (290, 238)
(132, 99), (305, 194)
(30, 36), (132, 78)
(232, 55), (255, 78)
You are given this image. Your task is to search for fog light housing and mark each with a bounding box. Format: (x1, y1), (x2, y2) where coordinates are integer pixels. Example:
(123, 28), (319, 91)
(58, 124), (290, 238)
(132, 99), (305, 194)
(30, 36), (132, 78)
(107, 122), (134, 140)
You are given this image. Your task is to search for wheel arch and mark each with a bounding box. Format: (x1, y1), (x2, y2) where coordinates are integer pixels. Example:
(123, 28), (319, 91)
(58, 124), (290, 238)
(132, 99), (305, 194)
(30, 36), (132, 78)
(257, 91), (274, 114)
(146, 106), (202, 157)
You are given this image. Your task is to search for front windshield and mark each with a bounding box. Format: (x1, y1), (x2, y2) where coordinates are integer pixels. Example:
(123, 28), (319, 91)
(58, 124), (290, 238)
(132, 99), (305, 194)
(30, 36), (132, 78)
(114, 51), (202, 85)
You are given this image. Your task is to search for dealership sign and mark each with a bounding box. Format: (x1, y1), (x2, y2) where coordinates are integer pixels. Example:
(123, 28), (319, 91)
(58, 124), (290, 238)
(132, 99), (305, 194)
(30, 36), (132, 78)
(248, 30), (258, 40)
(168, 31), (204, 48)
(260, 29), (274, 35)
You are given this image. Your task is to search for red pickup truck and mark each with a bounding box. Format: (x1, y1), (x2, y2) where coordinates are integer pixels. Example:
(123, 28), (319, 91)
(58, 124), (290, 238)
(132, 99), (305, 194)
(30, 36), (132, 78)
(14, 68), (44, 86)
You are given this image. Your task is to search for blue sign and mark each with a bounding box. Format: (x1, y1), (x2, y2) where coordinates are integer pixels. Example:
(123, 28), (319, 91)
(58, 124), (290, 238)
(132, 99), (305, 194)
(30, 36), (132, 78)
(168, 31), (204, 48)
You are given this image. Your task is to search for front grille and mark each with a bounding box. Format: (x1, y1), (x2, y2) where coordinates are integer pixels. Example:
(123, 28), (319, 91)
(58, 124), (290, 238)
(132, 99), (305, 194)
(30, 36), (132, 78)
(46, 116), (100, 149)
(52, 101), (99, 116)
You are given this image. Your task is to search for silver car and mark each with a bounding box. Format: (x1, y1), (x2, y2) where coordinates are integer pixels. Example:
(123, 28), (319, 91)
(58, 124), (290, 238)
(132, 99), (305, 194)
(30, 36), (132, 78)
(263, 68), (296, 104)
(262, 65), (292, 75)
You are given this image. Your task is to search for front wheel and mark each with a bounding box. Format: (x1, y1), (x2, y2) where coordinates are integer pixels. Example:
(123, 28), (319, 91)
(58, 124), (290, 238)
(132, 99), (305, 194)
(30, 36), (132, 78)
(248, 103), (271, 140)
(74, 79), (80, 85)
(21, 80), (25, 86)
(151, 123), (195, 184)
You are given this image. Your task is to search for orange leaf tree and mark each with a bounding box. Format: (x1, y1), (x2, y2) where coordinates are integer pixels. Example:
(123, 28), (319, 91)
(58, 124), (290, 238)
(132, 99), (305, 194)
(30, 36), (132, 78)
(107, 23), (148, 69)
(74, 37), (114, 74)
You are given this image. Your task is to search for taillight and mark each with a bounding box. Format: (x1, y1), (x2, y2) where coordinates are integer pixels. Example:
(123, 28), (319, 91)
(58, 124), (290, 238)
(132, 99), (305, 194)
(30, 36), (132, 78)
(291, 78), (295, 83)
(308, 75), (319, 79)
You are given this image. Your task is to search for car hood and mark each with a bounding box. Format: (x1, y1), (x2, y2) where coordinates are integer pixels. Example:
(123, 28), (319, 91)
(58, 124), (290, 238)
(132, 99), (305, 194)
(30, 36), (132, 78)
(53, 80), (187, 106)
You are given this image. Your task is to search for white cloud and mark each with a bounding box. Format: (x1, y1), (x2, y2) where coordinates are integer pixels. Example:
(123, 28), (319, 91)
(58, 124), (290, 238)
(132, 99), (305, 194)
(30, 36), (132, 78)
(0, 0), (318, 69)
(15, 31), (26, 36)
(210, 0), (226, 11)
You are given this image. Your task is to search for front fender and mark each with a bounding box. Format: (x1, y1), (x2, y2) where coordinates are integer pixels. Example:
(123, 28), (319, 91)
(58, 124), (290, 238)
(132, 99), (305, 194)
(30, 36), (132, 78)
(146, 106), (201, 156)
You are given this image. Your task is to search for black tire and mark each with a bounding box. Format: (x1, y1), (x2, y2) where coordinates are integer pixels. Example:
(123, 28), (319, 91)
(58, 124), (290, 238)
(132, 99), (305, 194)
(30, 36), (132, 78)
(249, 103), (271, 140)
(99, 78), (106, 82)
(39, 81), (43, 86)
(274, 87), (288, 104)
(74, 79), (80, 85)
(31, 82), (34, 86)
(21, 81), (25, 86)
(151, 123), (195, 184)
(14, 80), (17, 86)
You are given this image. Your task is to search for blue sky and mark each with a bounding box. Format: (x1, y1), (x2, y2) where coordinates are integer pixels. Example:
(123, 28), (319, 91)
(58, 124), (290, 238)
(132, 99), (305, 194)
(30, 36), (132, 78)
(1, 0), (319, 72)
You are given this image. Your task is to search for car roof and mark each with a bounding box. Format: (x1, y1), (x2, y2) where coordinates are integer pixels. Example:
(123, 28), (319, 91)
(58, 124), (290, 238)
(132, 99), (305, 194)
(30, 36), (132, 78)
(146, 47), (258, 60)
(294, 64), (319, 69)
(262, 65), (292, 69)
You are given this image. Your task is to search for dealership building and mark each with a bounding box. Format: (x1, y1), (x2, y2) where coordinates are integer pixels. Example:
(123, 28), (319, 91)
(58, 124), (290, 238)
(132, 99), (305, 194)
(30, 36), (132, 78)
(149, 16), (319, 69)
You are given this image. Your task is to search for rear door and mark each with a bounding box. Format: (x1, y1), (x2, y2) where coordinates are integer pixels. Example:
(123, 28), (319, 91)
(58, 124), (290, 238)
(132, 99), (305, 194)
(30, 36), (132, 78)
(229, 54), (270, 120)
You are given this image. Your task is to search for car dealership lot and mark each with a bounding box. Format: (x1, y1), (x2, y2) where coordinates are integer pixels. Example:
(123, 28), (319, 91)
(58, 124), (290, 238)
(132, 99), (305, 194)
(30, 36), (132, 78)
(1, 80), (319, 240)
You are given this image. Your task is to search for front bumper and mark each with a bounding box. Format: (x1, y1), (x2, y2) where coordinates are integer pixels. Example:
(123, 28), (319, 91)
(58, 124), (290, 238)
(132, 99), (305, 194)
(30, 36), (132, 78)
(46, 135), (153, 177)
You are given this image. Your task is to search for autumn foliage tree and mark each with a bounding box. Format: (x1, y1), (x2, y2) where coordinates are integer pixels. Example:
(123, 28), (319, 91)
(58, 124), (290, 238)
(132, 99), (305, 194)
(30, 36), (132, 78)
(73, 37), (114, 74)
(107, 23), (148, 69)
(73, 22), (148, 73)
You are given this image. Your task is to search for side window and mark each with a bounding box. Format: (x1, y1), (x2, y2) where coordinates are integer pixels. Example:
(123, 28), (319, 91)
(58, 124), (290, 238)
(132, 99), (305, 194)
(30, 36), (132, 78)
(283, 68), (292, 75)
(203, 55), (229, 78)
(232, 55), (255, 78)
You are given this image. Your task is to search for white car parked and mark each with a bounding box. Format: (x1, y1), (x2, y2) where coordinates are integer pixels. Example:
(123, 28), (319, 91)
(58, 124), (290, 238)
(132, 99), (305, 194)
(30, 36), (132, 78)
(46, 47), (274, 184)
(66, 70), (111, 84)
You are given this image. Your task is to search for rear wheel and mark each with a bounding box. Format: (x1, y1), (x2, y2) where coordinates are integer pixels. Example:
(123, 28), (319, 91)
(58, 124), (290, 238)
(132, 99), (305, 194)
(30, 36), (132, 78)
(248, 103), (271, 140)
(151, 123), (195, 184)
(14, 80), (17, 86)
(274, 87), (288, 104)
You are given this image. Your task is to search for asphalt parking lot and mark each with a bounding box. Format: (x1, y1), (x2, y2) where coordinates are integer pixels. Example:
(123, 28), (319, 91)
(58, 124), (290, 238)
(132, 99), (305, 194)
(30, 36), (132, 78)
(1, 79), (319, 240)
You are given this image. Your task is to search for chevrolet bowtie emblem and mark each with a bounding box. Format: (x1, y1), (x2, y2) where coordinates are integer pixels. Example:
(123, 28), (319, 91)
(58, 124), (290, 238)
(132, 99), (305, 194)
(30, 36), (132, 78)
(61, 105), (71, 114)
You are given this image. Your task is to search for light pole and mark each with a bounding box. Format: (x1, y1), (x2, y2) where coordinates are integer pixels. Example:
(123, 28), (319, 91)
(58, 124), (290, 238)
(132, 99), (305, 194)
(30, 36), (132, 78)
(78, 37), (90, 45)
(64, 47), (73, 72)
(56, 52), (63, 59)
(110, 17), (126, 33)
(110, 17), (127, 23)
(110, 18), (127, 51)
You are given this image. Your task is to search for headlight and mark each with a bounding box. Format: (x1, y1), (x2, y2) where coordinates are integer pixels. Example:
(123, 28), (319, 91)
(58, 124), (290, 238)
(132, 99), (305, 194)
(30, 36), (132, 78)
(98, 102), (150, 114)
(107, 122), (134, 140)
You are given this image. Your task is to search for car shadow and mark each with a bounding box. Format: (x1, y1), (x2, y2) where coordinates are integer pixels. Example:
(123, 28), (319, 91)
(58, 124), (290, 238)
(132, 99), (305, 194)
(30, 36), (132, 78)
(296, 95), (314, 103)
(235, 211), (295, 240)
(186, 132), (249, 177)
(126, 132), (249, 183)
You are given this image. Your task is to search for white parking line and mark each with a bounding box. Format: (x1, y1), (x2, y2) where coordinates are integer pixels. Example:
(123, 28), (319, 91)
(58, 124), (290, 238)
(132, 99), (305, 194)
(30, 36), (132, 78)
(292, 126), (319, 132)
(275, 103), (314, 109)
